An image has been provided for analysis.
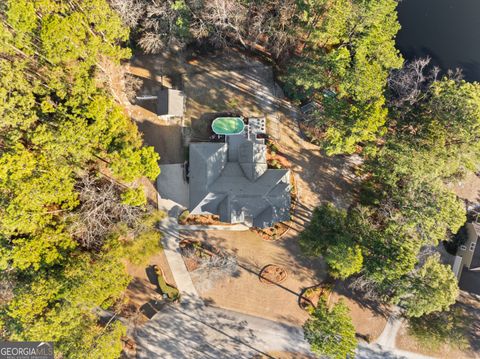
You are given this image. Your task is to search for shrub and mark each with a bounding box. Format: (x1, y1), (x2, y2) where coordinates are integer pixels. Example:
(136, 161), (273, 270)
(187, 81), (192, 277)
(178, 210), (190, 224)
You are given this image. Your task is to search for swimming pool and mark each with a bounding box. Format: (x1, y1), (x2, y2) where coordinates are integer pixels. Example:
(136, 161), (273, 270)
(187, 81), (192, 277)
(211, 117), (245, 135)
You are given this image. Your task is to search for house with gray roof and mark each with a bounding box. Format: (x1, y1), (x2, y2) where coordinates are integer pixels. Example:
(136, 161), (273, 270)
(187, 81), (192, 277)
(188, 131), (291, 228)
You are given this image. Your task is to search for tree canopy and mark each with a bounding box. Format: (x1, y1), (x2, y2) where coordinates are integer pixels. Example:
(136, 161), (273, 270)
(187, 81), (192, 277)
(0, 0), (161, 356)
(303, 298), (357, 359)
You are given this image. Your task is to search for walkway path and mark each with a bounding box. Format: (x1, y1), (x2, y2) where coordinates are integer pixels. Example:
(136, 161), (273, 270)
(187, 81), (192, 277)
(361, 307), (435, 359)
(375, 308), (404, 349)
(178, 224), (249, 231)
(157, 200), (199, 299)
(149, 201), (432, 359)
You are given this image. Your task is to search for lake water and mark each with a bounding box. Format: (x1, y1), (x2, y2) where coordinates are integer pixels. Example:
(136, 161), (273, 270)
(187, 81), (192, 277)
(396, 0), (480, 82)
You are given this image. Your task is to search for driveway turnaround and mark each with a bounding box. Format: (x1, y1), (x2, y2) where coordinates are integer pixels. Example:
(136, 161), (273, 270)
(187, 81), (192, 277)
(135, 300), (310, 359)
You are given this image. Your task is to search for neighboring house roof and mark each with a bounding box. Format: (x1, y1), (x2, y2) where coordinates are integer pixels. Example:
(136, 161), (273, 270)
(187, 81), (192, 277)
(459, 222), (480, 269)
(456, 222), (480, 295)
(459, 268), (480, 296)
(157, 88), (185, 117)
(470, 229), (480, 270)
(188, 135), (290, 228)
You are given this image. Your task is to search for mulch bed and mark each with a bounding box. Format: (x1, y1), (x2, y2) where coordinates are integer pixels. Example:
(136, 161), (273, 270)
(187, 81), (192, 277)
(253, 222), (290, 241)
(259, 264), (287, 285)
(266, 139), (292, 170)
(179, 214), (232, 226)
(183, 257), (200, 272)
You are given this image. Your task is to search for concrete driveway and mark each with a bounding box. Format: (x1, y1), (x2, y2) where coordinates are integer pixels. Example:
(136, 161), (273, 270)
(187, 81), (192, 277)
(157, 164), (189, 208)
(134, 300), (310, 359)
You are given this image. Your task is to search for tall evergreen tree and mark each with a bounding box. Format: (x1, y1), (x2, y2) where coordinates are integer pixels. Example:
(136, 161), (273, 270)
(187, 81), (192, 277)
(0, 1), (161, 356)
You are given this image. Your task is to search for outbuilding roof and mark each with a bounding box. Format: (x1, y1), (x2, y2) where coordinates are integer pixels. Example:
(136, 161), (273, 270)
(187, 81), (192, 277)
(157, 88), (185, 117)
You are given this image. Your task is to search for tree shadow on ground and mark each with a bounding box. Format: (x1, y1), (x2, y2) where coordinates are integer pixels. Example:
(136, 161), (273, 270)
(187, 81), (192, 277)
(456, 293), (480, 353)
(134, 297), (284, 358)
(335, 280), (391, 318)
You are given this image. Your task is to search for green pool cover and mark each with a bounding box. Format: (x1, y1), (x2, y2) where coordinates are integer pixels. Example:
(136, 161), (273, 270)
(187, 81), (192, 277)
(211, 117), (245, 135)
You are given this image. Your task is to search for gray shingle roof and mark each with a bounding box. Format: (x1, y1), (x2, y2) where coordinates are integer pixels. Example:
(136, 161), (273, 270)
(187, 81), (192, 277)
(459, 267), (480, 295)
(157, 88), (185, 117)
(188, 136), (290, 228)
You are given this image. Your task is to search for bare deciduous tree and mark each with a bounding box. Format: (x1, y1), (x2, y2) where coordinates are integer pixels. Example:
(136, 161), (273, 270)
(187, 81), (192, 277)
(261, 0), (298, 58)
(201, 0), (248, 47)
(349, 274), (385, 301)
(138, 31), (165, 54)
(184, 248), (239, 291)
(110, 0), (146, 28)
(197, 250), (238, 275)
(135, 1), (189, 53)
(241, 0), (299, 58)
(124, 73), (144, 104)
(388, 57), (436, 108)
(67, 176), (144, 249)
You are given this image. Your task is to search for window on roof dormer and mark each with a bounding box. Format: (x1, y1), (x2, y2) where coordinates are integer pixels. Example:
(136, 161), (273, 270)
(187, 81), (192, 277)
(470, 242), (476, 251)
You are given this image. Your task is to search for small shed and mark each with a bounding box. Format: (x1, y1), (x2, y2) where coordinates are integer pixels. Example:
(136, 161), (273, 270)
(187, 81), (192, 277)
(156, 88), (185, 118)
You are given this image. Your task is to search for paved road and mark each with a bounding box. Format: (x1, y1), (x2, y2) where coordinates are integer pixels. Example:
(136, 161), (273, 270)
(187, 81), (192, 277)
(134, 302), (434, 359)
(135, 299), (310, 359)
(357, 344), (434, 359)
(367, 308), (434, 359)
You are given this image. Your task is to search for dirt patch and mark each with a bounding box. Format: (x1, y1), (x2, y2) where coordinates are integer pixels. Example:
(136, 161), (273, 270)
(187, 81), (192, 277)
(448, 172), (480, 204)
(180, 229), (327, 326)
(183, 49), (277, 140)
(329, 282), (388, 342)
(396, 325), (473, 359)
(259, 264), (288, 285)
